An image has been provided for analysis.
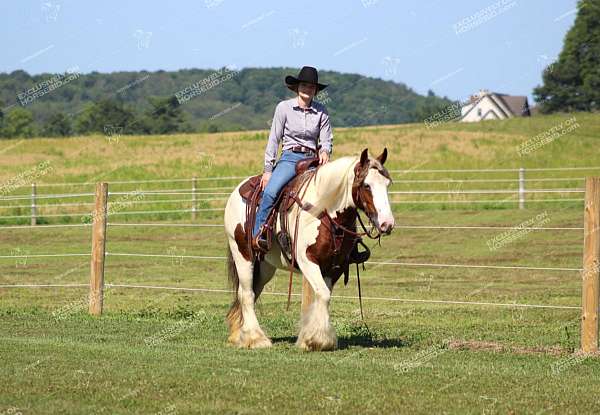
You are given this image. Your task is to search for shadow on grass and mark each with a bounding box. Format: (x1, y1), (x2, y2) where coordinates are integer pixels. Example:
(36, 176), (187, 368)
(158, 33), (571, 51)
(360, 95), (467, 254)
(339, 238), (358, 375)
(271, 334), (409, 350)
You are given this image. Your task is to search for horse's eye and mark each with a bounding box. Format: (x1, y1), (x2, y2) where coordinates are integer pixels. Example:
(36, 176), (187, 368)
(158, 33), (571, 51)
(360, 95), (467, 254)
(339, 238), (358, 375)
(364, 183), (371, 190)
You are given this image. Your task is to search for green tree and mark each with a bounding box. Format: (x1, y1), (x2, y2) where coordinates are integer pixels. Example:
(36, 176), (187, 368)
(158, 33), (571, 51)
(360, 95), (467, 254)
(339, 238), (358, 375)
(533, 0), (600, 112)
(143, 96), (187, 134)
(43, 112), (72, 137)
(413, 91), (453, 122)
(3, 107), (35, 138)
(75, 99), (140, 135)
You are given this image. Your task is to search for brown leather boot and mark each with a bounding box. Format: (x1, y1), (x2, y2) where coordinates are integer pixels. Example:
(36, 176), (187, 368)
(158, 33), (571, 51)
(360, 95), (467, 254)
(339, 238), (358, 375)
(252, 226), (269, 253)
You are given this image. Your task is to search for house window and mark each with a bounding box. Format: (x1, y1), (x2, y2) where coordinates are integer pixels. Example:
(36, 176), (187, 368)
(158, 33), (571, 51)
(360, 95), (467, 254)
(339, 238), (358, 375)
(477, 108), (482, 117)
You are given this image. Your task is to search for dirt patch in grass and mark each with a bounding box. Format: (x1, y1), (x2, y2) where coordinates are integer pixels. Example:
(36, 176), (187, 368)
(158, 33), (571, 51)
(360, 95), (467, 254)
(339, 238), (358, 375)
(448, 339), (574, 356)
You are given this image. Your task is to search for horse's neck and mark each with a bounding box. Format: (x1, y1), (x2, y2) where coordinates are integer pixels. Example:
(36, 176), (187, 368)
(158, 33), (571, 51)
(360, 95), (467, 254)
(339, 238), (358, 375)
(306, 157), (357, 216)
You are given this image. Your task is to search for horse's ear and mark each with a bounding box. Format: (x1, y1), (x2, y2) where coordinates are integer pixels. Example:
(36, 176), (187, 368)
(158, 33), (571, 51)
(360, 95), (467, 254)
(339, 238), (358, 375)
(376, 147), (388, 165)
(360, 148), (369, 166)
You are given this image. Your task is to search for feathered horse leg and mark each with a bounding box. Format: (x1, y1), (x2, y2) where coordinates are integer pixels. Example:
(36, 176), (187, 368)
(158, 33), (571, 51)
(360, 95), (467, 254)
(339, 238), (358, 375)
(294, 252), (337, 351)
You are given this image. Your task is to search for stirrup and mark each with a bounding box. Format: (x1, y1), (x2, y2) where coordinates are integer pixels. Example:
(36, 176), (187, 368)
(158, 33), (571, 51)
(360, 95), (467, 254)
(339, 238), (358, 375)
(252, 225), (270, 253)
(252, 234), (268, 253)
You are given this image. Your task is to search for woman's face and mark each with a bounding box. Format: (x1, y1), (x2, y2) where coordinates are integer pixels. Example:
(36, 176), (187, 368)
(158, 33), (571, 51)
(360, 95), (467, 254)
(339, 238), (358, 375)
(298, 82), (317, 100)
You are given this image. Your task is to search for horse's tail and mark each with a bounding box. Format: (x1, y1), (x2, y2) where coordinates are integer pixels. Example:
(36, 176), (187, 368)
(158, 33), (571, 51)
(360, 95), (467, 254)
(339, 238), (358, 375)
(226, 243), (242, 335)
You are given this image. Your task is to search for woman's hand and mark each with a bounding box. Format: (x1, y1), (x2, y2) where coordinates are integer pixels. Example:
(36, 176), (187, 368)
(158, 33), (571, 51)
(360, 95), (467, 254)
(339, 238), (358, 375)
(260, 172), (271, 190)
(318, 151), (330, 165)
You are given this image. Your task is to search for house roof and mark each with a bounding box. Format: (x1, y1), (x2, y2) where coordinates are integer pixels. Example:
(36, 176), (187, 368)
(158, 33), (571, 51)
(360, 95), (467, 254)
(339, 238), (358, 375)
(495, 94), (530, 116)
(461, 91), (530, 120)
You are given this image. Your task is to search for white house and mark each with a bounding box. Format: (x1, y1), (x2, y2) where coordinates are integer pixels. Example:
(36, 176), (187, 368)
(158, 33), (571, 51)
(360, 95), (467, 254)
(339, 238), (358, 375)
(460, 89), (530, 122)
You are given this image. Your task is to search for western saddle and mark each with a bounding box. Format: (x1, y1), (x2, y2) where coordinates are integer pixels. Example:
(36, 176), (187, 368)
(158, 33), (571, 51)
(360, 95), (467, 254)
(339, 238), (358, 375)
(237, 156), (371, 287)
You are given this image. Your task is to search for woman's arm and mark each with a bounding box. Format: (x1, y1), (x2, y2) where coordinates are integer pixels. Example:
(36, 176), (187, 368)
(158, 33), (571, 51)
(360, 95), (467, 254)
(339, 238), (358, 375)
(318, 106), (333, 164)
(263, 102), (286, 173)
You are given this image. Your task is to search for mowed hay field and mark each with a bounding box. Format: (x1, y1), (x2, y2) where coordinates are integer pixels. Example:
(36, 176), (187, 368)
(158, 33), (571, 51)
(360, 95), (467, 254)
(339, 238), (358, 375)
(1, 113), (600, 414)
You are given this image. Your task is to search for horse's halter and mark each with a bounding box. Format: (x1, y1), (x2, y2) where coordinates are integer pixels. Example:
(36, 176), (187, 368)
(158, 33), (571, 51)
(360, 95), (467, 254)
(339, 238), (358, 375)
(351, 156), (394, 240)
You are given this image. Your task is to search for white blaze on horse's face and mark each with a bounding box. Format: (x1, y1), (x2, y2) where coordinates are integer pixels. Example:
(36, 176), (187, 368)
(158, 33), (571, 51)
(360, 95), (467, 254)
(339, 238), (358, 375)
(364, 168), (395, 234)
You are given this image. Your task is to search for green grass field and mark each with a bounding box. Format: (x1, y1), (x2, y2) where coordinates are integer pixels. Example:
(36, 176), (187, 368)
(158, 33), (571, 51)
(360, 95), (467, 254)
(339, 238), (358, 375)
(1, 113), (600, 414)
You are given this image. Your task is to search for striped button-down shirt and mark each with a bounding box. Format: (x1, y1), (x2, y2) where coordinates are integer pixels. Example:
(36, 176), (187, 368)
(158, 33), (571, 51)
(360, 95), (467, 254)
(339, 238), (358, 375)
(263, 97), (333, 173)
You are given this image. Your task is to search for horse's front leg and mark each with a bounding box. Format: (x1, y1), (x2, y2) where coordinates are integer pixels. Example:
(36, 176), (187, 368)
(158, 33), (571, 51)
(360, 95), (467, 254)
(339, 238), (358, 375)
(295, 253), (337, 351)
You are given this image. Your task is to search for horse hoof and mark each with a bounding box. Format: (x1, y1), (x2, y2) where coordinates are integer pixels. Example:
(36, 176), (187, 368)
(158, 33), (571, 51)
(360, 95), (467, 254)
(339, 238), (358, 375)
(248, 337), (272, 349)
(239, 330), (272, 349)
(296, 333), (338, 352)
(227, 332), (241, 346)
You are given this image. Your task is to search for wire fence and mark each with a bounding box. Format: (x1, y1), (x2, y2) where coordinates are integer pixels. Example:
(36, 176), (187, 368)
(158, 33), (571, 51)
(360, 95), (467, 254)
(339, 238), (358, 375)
(1, 169), (598, 337)
(0, 283), (580, 310)
(1, 165), (596, 225)
(0, 209), (585, 311)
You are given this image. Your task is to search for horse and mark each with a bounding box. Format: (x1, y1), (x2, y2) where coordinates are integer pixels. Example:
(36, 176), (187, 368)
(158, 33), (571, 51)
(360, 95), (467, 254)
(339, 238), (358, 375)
(223, 148), (394, 351)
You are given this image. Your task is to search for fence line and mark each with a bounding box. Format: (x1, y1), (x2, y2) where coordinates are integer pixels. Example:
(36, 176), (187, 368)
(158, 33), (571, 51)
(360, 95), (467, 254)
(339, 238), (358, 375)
(0, 222), (219, 230)
(0, 254), (581, 274)
(0, 200), (585, 221)
(0, 194), (584, 211)
(0, 201), (96, 209)
(30, 177), (247, 187)
(0, 193), (94, 201)
(17, 166), (600, 189)
(106, 252), (225, 260)
(391, 177), (587, 184)
(1, 221), (582, 232)
(389, 189), (585, 195)
(0, 253), (89, 258)
(368, 261), (581, 272)
(107, 223), (221, 228)
(0, 208), (198, 220)
(1, 188), (586, 201)
(107, 189), (228, 195)
(100, 252), (583, 272)
(392, 225), (583, 230)
(25, 179), (592, 194)
(390, 198), (584, 204)
(0, 283), (580, 310)
(388, 166), (600, 174)
(0, 223), (92, 229)
(0, 197), (231, 210)
(0, 212), (90, 219)
(1, 249), (579, 273)
(0, 284), (88, 288)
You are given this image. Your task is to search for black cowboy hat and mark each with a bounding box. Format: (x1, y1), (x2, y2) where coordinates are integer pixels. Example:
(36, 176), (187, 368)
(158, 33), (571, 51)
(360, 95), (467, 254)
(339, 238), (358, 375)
(285, 66), (328, 92)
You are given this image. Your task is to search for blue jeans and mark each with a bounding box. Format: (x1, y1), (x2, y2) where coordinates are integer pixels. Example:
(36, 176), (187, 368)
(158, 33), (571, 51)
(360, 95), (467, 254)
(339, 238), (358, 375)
(252, 150), (314, 237)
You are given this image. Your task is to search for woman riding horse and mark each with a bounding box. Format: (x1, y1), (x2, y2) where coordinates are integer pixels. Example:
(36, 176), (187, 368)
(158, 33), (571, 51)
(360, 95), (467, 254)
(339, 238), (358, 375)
(252, 66), (333, 252)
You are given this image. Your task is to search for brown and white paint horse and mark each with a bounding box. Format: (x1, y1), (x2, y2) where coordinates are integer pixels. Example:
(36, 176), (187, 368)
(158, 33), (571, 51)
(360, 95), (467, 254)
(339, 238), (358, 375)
(223, 148), (394, 351)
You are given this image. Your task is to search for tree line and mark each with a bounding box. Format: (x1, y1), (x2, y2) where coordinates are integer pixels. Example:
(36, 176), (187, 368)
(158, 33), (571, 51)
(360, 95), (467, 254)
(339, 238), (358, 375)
(0, 96), (188, 138)
(0, 67), (452, 139)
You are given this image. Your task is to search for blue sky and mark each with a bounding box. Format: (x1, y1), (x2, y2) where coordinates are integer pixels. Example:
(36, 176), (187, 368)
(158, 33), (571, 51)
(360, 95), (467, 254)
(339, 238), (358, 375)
(1, 0), (578, 103)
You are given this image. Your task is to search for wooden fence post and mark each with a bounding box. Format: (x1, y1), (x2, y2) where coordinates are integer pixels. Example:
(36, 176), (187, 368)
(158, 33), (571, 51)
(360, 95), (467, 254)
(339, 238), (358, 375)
(301, 277), (314, 315)
(89, 182), (108, 316)
(31, 183), (37, 226)
(192, 176), (198, 221)
(518, 167), (525, 210)
(581, 177), (600, 353)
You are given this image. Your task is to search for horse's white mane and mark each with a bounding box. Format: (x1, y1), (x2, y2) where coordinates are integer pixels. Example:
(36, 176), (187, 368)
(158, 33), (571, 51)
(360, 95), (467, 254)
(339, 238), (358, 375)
(305, 155), (359, 215)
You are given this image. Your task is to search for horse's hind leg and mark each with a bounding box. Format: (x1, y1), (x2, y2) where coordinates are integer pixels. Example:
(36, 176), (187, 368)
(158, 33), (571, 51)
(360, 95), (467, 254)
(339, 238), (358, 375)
(227, 240), (272, 349)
